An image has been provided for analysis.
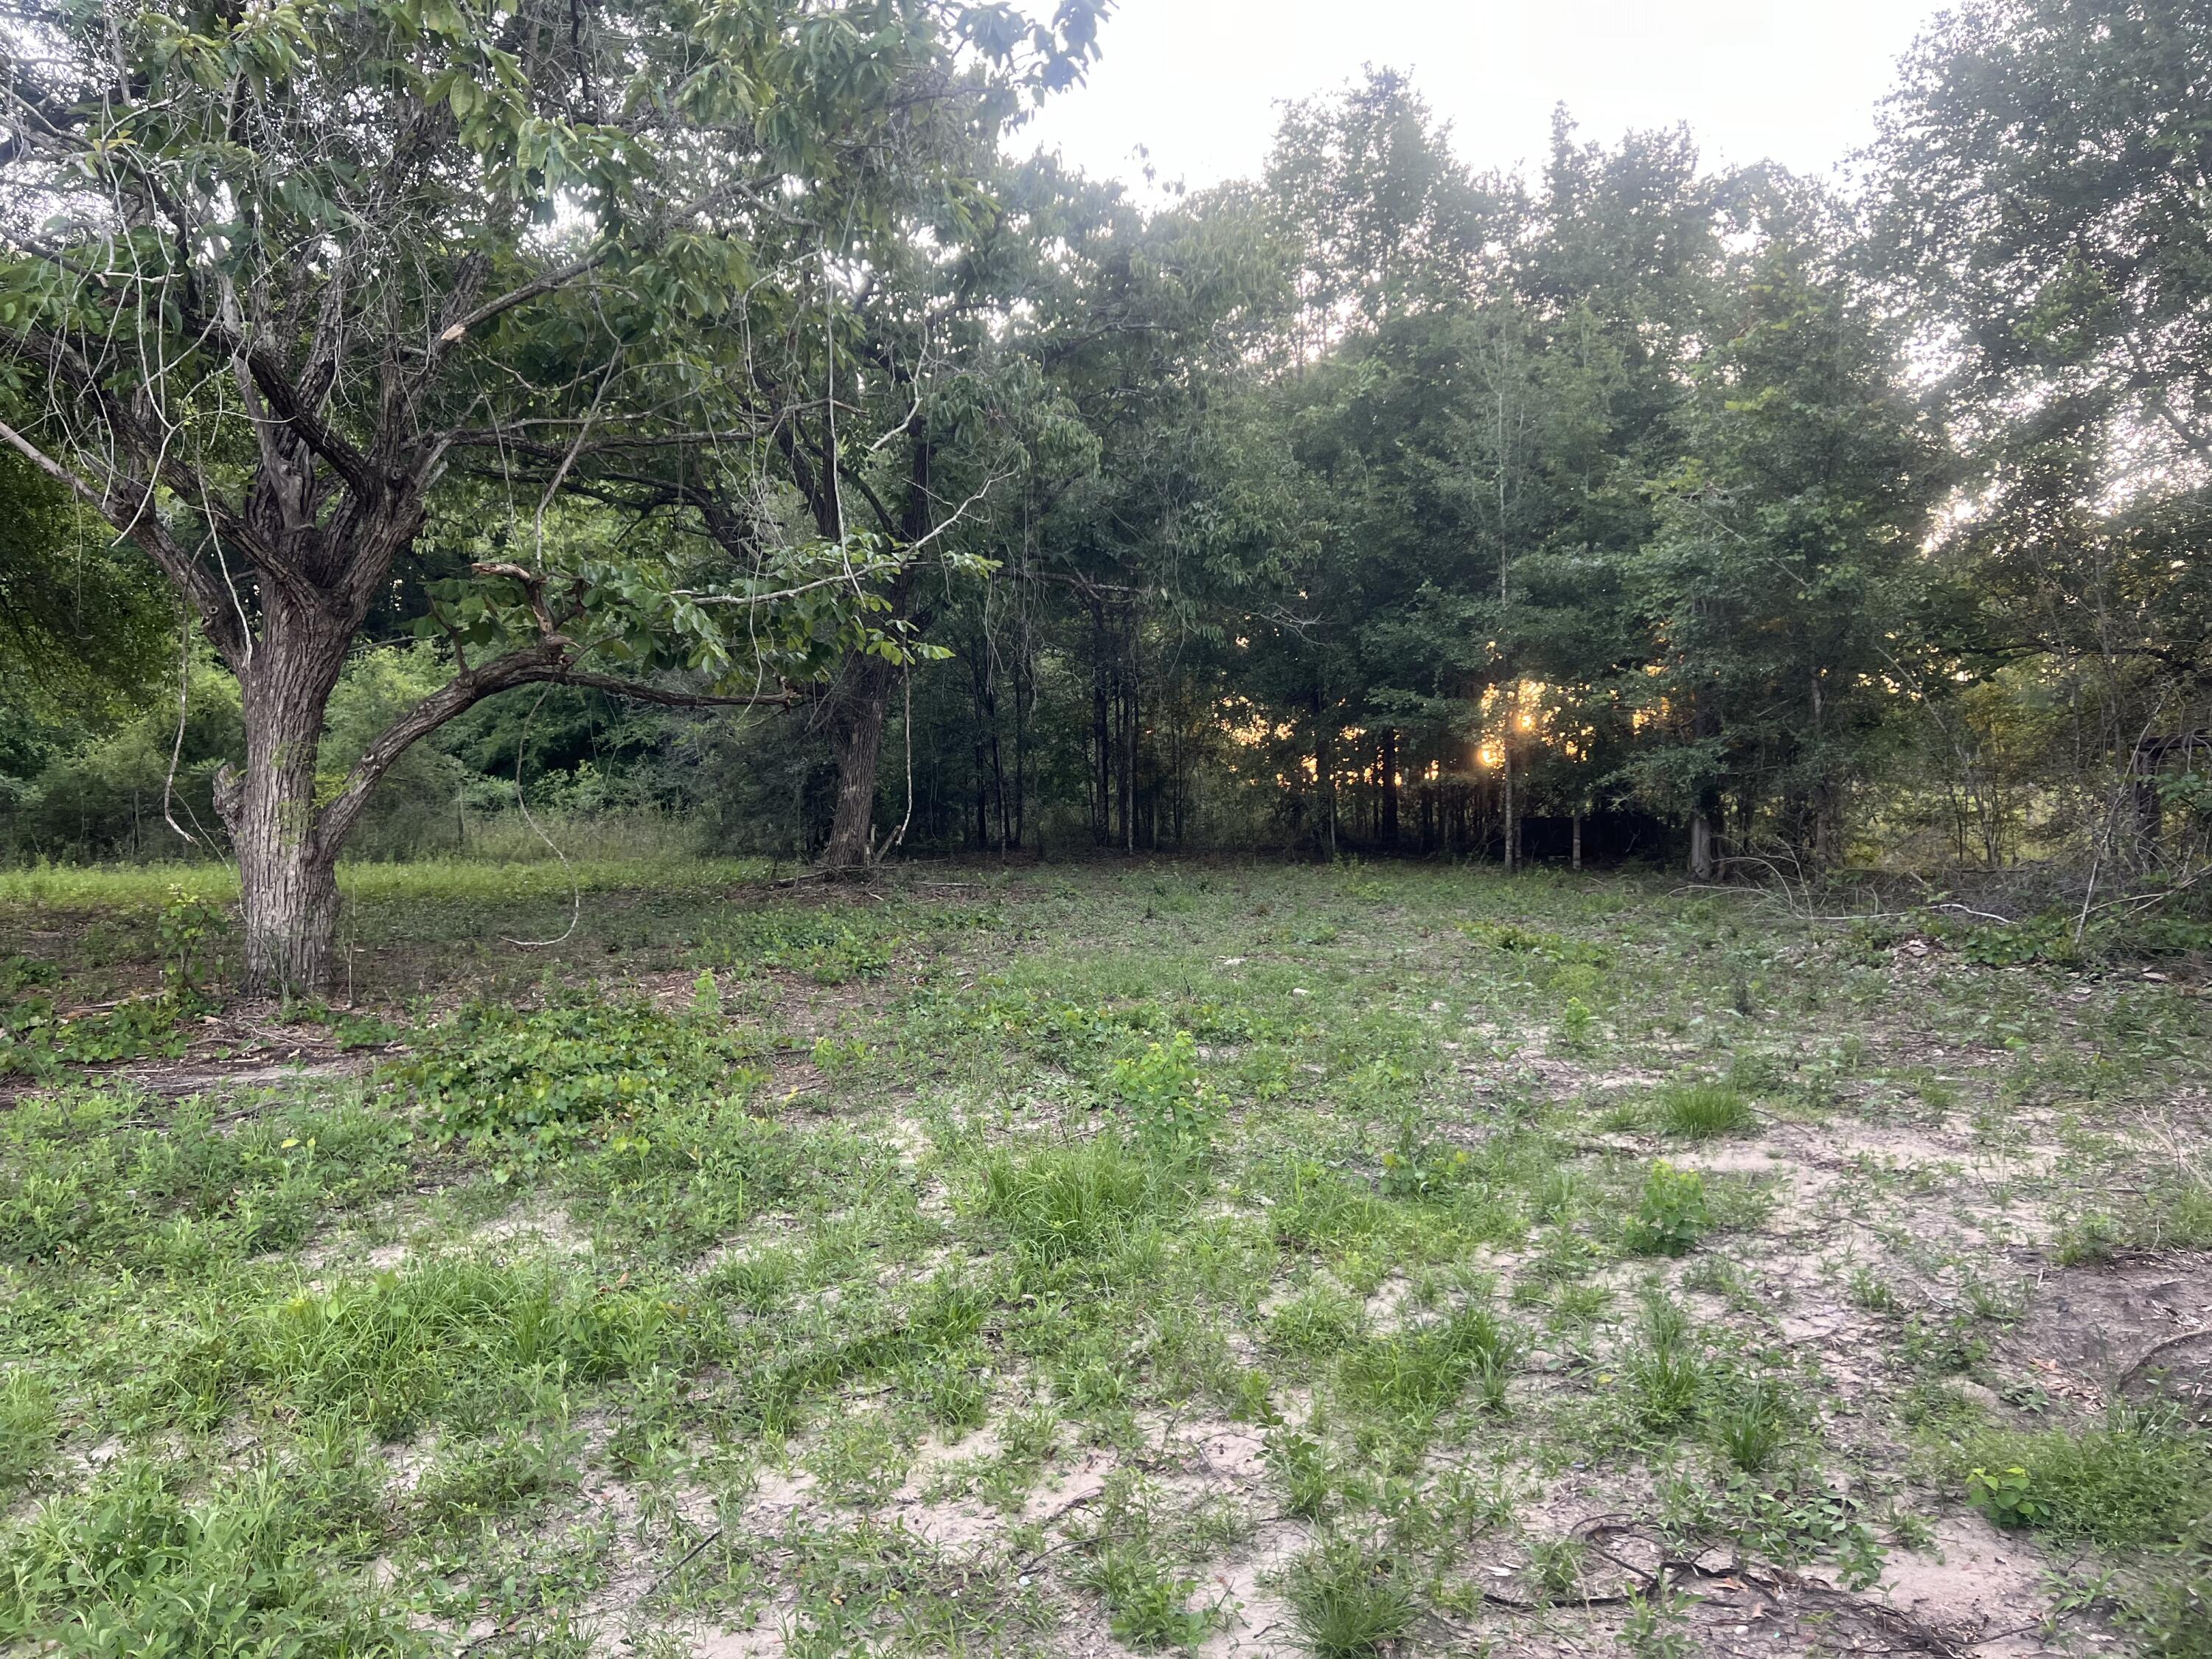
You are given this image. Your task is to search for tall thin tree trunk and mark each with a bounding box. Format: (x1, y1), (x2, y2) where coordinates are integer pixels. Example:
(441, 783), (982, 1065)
(1091, 599), (1110, 846)
(1312, 686), (1336, 856)
(1501, 741), (1517, 873)
(1380, 728), (1399, 847)
(1119, 613), (1137, 855)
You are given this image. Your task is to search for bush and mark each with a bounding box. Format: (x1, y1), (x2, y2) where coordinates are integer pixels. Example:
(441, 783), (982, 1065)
(1624, 1161), (1708, 1256)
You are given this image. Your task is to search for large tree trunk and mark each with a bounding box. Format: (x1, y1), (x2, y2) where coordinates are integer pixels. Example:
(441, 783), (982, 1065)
(823, 653), (896, 870)
(217, 615), (352, 996)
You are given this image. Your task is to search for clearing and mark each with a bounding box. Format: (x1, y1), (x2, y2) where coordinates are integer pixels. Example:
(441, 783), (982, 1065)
(1, 860), (2207, 1658)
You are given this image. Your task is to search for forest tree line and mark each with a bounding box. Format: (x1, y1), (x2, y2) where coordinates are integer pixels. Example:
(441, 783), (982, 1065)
(2, 0), (2208, 986)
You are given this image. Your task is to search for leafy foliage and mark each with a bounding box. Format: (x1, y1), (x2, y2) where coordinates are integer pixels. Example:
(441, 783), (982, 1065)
(394, 997), (765, 1155)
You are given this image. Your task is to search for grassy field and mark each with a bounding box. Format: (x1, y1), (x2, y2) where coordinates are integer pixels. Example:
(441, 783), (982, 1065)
(1, 858), (2208, 1657)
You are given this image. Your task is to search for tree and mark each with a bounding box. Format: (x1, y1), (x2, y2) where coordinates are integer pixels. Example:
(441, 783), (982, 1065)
(1874, 0), (2212, 868)
(0, 0), (1102, 989)
(1632, 173), (1940, 872)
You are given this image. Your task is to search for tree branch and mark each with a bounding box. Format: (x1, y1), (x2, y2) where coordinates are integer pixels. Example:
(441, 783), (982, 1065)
(0, 416), (252, 669)
(312, 646), (799, 858)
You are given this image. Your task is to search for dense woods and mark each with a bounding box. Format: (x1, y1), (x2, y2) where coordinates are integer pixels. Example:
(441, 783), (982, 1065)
(5, 0), (2211, 987)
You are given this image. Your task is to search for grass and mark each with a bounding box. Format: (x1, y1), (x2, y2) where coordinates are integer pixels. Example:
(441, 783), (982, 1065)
(1959, 1409), (2212, 1548)
(1655, 1080), (1756, 1139)
(0, 853), (765, 911)
(1286, 1537), (1416, 1658)
(0, 855), (2207, 1652)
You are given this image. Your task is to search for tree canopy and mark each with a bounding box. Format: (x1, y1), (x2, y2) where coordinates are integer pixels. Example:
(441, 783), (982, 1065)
(7, 0), (2212, 970)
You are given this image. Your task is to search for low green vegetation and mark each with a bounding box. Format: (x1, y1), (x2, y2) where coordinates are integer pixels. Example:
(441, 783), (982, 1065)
(1, 859), (2207, 1654)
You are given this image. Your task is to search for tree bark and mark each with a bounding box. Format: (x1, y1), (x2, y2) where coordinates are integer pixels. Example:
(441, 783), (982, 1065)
(1688, 810), (1717, 880)
(1501, 740), (1517, 873)
(824, 653), (897, 869)
(215, 608), (352, 997)
(1380, 728), (1399, 846)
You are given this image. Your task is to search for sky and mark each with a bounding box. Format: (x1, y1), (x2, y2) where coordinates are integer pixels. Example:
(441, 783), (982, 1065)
(1015, 0), (1954, 197)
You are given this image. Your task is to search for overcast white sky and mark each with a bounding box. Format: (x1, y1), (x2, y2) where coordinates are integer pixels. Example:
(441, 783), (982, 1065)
(1015, 0), (1952, 195)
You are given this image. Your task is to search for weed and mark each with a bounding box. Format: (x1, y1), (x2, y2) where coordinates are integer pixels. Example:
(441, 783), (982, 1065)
(1623, 1162), (1708, 1256)
(1620, 1576), (1697, 1658)
(1286, 1537), (1416, 1659)
(414, 1427), (583, 1531)
(156, 883), (232, 992)
(1110, 1032), (1220, 1151)
(1077, 1543), (1218, 1651)
(690, 969), (723, 1018)
(1527, 1534), (1587, 1604)
(1846, 1267), (1901, 1312)
(397, 996), (765, 1157)
(1558, 995), (1596, 1050)
(1270, 1429), (1339, 1520)
(1966, 1464), (2048, 1528)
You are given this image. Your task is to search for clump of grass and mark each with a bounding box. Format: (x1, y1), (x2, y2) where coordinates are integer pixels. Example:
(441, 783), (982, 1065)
(1710, 1374), (1791, 1472)
(1338, 1305), (1522, 1422)
(1960, 1408), (2212, 1548)
(1655, 1082), (1754, 1140)
(0, 1372), (56, 1493)
(978, 1135), (1159, 1265)
(1624, 1295), (1708, 1433)
(1267, 1284), (1366, 1360)
(1286, 1537), (1416, 1659)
